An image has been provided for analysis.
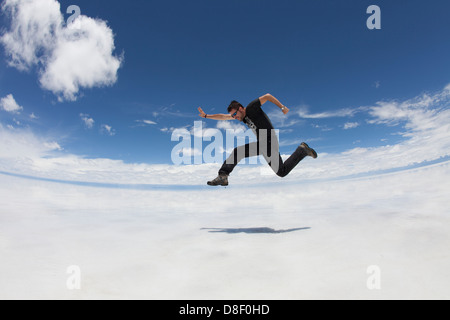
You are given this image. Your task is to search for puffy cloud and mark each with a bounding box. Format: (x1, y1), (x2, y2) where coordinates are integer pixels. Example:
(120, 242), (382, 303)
(0, 94), (23, 114)
(0, 0), (61, 70)
(80, 113), (95, 129)
(39, 16), (122, 101)
(343, 122), (360, 130)
(0, 0), (123, 101)
(216, 120), (248, 133)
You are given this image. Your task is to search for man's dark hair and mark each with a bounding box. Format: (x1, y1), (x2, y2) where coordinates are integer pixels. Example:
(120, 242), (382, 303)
(227, 100), (243, 113)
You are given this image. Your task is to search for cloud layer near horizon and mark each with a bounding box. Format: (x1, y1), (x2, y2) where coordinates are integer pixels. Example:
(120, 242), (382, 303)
(1, 0), (122, 101)
(0, 84), (449, 185)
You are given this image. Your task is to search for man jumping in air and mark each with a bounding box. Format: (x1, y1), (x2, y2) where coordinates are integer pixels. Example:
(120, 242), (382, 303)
(198, 94), (317, 186)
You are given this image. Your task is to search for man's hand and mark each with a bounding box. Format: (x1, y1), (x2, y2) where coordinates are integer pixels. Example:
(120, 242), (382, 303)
(198, 107), (206, 118)
(282, 106), (290, 115)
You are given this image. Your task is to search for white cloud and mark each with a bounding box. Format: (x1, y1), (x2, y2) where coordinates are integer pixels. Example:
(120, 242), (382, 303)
(43, 141), (63, 151)
(100, 124), (116, 136)
(216, 120), (247, 132)
(80, 113), (95, 129)
(312, 123), (333, 132)
(135, 119), (157, 127)
(297, 106), (364, 119)
(0, 124), (61, 159)
(0, 0), (61, 70)
(39, 16), (123, 101)
(366, 89), (450, 155)
(368, 90), (448, 130)
(160, 127), (176, 133)
(0, 94), (23, 114)
(171, 122), (230, 140)
(0, 0), (123, 101)
(343, 122), (360, 130)
(141, 120), (157, 125)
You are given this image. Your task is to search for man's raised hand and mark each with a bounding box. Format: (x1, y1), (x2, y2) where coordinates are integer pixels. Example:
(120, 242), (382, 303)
(198, 107), (206, 118)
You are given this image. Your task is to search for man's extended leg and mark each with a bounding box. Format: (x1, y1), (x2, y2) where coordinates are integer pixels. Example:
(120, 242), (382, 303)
(207, 142), (259, 186)
(218, 142), (259, 176)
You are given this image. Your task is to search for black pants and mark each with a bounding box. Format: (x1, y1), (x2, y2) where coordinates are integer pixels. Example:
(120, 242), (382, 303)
(218, 136), (307, 178)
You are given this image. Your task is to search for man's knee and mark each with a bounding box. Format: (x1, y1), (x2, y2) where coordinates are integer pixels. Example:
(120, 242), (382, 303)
(274, 164), (288, 178)
(269, 159), (285, 177)
(276, 170), (288, 178)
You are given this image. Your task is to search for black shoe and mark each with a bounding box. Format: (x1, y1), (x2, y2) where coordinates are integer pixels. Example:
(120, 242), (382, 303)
(300, 142), (318, 159)
(207, 174), (229, 186)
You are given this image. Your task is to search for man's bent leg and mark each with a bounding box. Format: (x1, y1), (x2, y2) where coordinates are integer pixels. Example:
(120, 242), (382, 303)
(275, 145), (308, 178)
(274, 143), (317, 178)
(259, 135), (309, 178)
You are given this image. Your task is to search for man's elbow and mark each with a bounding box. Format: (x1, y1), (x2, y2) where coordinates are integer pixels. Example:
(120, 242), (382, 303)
(260, 93), (273, 104)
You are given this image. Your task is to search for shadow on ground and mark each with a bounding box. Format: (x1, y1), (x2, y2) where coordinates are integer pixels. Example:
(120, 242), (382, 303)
(201, 227), (310, 234)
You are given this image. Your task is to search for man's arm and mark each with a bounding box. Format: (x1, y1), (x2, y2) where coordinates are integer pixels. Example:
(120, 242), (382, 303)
(198, 107), (233, 120)
(259, 94), (290, 115)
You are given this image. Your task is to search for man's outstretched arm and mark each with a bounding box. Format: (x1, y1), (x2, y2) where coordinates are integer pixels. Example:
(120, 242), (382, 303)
(198, 107), (233, 120)
(259, 94), (290, 115)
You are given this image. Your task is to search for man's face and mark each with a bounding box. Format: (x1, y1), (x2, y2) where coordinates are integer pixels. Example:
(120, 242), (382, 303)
(230, 107), (245, 121)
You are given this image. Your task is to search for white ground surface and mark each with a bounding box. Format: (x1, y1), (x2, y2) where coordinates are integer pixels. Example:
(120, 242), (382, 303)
(1, 161), (449, 300)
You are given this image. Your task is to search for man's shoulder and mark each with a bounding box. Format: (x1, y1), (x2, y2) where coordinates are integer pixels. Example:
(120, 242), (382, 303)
(246, 98), (262, 113)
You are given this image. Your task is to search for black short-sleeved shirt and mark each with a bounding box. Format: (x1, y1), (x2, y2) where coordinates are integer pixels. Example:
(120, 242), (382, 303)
(243, 98), (276, 141)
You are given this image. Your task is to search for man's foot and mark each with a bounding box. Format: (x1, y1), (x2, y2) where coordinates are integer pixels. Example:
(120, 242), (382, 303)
(207, 174), (229, 186)
(300, 142), (318, 159)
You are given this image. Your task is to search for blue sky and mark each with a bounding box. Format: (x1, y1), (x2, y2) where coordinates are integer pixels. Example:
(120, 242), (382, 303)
(1, 0), (450, 173)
